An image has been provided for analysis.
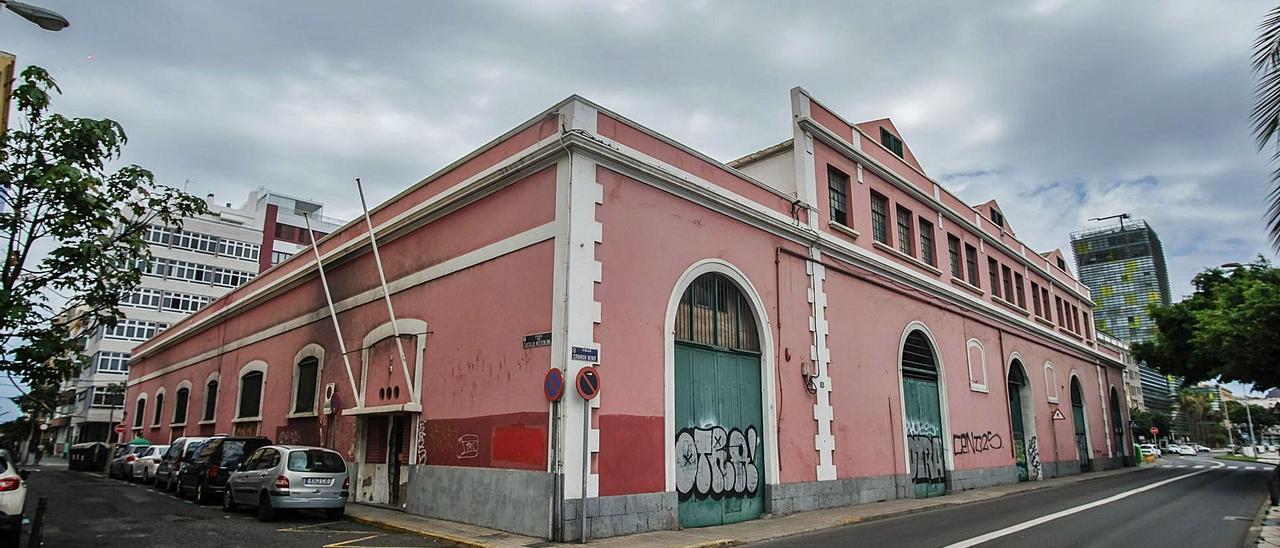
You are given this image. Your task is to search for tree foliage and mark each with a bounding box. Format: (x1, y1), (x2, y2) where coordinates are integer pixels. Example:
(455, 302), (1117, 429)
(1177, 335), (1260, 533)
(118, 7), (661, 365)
(1131, 259), (1280, 390)
(1253, 5), (1280, 250)
(0, 66), (207, 389)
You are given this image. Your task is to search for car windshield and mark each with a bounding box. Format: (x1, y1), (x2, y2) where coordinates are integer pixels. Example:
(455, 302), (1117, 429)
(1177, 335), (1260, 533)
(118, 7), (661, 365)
(221, 441), (248, 465)
(287, 449), (345, 473)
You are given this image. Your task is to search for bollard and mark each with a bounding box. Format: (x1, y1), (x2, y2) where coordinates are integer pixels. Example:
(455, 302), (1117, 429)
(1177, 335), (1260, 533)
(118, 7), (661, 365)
(28, 497), (47, 547)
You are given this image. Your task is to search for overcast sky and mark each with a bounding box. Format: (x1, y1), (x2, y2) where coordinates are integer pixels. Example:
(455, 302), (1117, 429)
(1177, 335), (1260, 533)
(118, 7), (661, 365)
(3, 1), (1276, 418)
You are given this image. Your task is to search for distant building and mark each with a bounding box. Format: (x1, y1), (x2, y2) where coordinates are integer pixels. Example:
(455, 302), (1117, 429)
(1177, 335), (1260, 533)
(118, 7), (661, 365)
(1071, 219), (1176, 415)
(1097, 330), (1142, 410)
(51, 189), (344, 446)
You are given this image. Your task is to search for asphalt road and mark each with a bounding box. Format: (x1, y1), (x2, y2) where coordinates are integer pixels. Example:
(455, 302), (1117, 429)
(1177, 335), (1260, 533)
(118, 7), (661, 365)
(21, 465), (446, 547)
(751, 455), (1271, 548)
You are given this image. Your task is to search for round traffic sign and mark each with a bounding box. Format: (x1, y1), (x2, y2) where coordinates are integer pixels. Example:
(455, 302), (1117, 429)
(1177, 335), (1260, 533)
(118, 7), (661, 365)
(114, 424), (127, 434)
(575, 367), (601, 401)
(1150, 427), (1159, 436)
(544, 368), (565, 402)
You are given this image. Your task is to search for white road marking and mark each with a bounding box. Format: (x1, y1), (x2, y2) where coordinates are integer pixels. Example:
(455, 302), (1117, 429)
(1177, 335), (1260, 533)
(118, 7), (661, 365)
(943, 462), (1222, 548)
(1193, 465), (1205, 469)
(1228, 466), (1239, 470)
(1160, 465), (1171, 468)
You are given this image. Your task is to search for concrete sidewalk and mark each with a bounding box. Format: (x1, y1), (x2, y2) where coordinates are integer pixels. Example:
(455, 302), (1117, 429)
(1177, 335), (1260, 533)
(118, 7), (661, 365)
(348, 465), (1146, 547)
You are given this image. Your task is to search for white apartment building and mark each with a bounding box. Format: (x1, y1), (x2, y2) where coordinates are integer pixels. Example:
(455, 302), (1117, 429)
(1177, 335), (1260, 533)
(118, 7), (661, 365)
(50, 189), (344, 450)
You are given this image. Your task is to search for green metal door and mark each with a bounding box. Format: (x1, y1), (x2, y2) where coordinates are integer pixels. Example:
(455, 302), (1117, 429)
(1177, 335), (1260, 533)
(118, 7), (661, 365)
(1008, 378), (1029, 482)
(674, 343), (764, 527)
(1071, 380), (1091, 472)
(1110, 389), (1126, 463)
(672, 273), (765, 528)
(904, 377), (946, 497)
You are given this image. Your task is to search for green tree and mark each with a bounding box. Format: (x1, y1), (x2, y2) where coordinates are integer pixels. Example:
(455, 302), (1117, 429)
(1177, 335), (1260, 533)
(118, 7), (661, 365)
(1254, 5), (1280, 249)
(1177, 390), (1214, 445)
(0, 66), (206, 390)
(1131, 259), (1280, 390)
(1225, 400), (1280, 431)
(1129, 407), (1173, 439)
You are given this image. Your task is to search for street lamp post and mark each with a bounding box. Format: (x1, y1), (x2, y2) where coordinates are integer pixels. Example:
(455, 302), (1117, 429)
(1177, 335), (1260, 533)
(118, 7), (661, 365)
(0, 0), (69, 31)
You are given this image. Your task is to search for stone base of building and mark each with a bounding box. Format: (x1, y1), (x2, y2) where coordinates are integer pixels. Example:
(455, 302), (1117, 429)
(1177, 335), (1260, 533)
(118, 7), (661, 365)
(563, 492), (678, 541)
(1091, 456), (1127, 471)
(404, 465), (552, 538)
(947, 464), (1021, 492)
(766, 473), (909, 516)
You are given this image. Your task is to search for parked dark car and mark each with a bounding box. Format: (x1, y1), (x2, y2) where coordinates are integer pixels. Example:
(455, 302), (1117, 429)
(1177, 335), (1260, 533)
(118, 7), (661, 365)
(155, 437), (207, 491)
(107, 445), (151, 479)
(177, 436), (270, 504)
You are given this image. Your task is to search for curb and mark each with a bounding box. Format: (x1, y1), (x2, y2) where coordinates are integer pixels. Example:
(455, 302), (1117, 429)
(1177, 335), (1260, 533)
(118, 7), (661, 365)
(1243, 498), (1271, 547)
(347, 513), (489, 548)
(683, 539), (741, 548)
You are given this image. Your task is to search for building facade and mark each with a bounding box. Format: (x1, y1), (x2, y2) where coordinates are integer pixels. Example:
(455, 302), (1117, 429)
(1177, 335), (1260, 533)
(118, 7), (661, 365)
(126, 91), (1131, 541)
(1070, 220), (1176, 415)
(53, 191), (342, 450)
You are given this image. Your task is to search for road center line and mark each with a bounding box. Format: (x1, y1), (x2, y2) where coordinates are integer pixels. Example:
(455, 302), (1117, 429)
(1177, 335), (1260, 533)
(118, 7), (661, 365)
(943, 464), (1221, 548)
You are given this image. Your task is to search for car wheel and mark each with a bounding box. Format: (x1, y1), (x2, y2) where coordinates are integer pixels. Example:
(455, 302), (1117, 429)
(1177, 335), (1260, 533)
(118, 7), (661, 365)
(256, 492), (276, 522)
(325, 507), (345, 520)
(196, 480), (211, 504)
(222, 489), (238, 512)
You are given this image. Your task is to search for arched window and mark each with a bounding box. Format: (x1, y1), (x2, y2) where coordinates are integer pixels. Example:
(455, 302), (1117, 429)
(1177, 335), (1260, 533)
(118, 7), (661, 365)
(902, 330), (938, 380)
(202, 375), (219, 422)
(674, 273), (760, 352)
(1044, 362), (1059, 403)
(293, 356), (320, 415)
(133, 394), (147, 428)
(152, 389), (165, 426)
(172, 384), (190, 425)
(238, 370), (265, 419)
(1070, 376), (1085, 407)
(966, 339), (987, 392)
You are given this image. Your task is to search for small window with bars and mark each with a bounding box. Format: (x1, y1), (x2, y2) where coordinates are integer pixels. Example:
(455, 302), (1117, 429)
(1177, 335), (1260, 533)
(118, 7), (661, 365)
(947, 235), (962, 278)
(880, 127), (905, 158)
(674, 273), (760, 353)
(870, 192), (890, 244)
(988, 258), (1000, 298)
(896, 205), (914, 256)
(965, 244), (979, 285)
(918, 218), (935, 267)
(828, 167), (850, 227)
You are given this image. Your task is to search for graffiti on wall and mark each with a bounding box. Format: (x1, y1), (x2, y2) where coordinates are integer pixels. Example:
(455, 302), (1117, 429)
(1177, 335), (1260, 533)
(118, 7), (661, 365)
(415, 418), (428, 464)
(457, 434), (479, 459)
(906, 420), (945, 485)
(1027, 436), (1042, 479)
(952, 430), (1004, 455)
(674, 425), (760, 501)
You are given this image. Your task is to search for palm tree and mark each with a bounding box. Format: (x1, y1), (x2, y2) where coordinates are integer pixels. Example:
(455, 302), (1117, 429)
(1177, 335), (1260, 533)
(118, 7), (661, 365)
(1252, 6), (1280, 250)
(1176, 390), (1213, 444)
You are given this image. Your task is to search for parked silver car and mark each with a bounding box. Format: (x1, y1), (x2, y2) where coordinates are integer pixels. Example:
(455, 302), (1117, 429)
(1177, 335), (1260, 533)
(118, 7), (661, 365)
(108, 445), (151, 479)
(129, 445), (170, 483)
(222, 445), (348, 521)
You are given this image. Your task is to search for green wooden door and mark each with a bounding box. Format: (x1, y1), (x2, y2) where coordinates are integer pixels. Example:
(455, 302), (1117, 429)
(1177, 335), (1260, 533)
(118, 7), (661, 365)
(674, 343), (764, 528)
(904, 377), (946, 498)
(1071, 380), (1091, 472)
(1110, 390), (1125, 461)
(1008, 381), (1029, 482)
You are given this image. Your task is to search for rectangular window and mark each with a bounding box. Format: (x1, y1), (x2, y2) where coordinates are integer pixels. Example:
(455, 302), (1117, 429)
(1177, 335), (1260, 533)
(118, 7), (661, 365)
(965, 244), (979, 285)
(1031, 281), (1042, 316)
(828, 167), (849, 227)
(172, 230), (219, 255)
(988, 258), (1000, 298)
(1083, 312), (1092, 339)
(169, 260), (211, 284)
(203, 381), (218, 422)
(102, 320), (167, 342)
(143, 225), (171, 246)
(161, 291), (211, 313)
(121, 288), (162, 310)
(90, 386), (125, 408)
(896, 205), (914, 256)
(1014, 272), (1026, 309)
(217, 239), (261, 262)
(212, 267), (254, 288)
(1070, 304), (1080, 333)
(918, 218), (935, 267)
(947, 235), (962, 278)
(1001, 264), (1014, 301)
(173, 389), (189, 424)
(870, 192), (890, 244)
(143, 257), (170, 278)
(95, 351), (130, 374)
(1042, 287), (1052, 322)
(880, 127), (904, 158)
(270, 251), (291, 265)
(1055, 296), (1065, 327)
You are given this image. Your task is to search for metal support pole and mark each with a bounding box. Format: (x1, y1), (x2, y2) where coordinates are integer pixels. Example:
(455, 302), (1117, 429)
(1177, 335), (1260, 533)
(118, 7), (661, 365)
(580, 398), (590, 543)
(355, 179), (413, 391)
(304, 213), (363, 408)
(1247, 402), (1258, 454)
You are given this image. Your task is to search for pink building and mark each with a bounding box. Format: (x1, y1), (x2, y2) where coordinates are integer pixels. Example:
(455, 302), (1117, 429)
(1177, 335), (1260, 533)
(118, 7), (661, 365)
(126, 89), (1131, 541)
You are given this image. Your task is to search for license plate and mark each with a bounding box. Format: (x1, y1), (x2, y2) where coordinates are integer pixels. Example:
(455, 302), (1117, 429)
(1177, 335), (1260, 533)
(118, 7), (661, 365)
(302, 477), (333, 486)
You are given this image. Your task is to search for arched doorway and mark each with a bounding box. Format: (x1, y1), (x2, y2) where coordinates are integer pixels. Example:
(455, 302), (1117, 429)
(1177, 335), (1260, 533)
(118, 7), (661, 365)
(1110, 387), (1126, 463)
(1007, 359), (1040, 481)
(1070, 376), (1092, 472)
(901, 328), (946, 498)
(673, 273), (764, 527)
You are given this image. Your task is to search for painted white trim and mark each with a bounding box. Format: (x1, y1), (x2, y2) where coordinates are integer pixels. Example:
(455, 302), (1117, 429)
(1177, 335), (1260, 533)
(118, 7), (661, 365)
(1006, 354), (1041, 480)
(288, 343), (326, 418)
(1097, 366), (1111, 458)
(807, 250), (837, 480)
(966, 338), (988, 393)
(234, 360), (268, 421)
(358, 318), (428, 411)
(1044, 362), (1059, 403)
(663, 259), (781, 494)
(127, 221), (557, 386)
(894, 321), (955, 483)
(1068, 370), (1094, 461)
(133, 392), (148, 428)
(151, 387), (167, 426)
(341, 403), (423, 416)
(171, 380), (193, 424)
